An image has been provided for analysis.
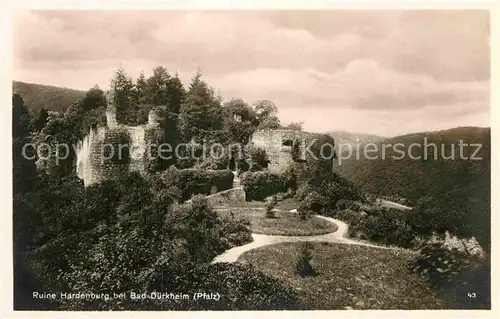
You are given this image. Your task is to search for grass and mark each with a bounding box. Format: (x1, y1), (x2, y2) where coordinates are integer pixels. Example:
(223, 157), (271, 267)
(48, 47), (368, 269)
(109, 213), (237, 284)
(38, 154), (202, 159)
(238, 242), (448, 310)
(216, 207), (338, 236)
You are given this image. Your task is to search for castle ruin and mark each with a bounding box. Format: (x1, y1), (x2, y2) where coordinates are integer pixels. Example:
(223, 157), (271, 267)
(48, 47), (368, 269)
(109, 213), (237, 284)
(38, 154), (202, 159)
(248, 129), (335, 174)
(76, 90), (164, 186)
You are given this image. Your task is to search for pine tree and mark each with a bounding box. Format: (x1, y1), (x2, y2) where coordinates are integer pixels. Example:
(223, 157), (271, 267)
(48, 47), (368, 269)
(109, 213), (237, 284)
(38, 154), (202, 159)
(180, 71), (223, 142)
(33, 108), (49, 131)
(136, 70), (147, 102)
(144, 65), (170, 106)
(12, 94), (36, 194)
(110, 67), (136, 125)
(166, 73), (185, 114)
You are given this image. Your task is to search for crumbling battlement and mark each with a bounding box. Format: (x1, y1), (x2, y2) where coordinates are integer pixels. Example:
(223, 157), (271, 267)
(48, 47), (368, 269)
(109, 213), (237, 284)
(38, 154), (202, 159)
(76, 91), (164, 186)
(249, 129), (335, 174)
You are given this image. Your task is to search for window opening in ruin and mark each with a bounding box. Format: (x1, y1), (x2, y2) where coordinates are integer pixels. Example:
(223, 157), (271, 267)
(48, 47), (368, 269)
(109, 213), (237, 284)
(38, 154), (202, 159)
(282, 139), (293, 147)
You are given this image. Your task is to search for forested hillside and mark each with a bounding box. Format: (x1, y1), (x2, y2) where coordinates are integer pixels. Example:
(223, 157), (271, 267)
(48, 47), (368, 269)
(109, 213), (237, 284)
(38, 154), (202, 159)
(336, 127), (491, 248)
(328, 131), (385, 149)
(13, 81), (86, 115)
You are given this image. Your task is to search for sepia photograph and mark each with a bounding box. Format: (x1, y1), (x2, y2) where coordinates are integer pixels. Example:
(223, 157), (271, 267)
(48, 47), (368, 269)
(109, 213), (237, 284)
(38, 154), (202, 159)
(8, 7), (492, 313)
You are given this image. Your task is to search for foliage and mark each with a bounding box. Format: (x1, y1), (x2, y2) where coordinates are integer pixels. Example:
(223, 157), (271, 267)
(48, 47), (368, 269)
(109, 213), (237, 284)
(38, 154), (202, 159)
(254, 100), (281, 129)
(296, 242), (315, 277)
(18, 171), (253, 310)
(245, 144), (269, 171)
(337, 127), (490, 250)
(180, 71), (224, 142)
(153, 168), (234, 201)
(240, 171), (288, 201)
(295, 172), (363, 216)
(409, 240), (490, 309)
(282, 121), (303, 131)
(265, 195), (277, 218)
(13, 81), (86, 115)
(222, 99), (259, 144)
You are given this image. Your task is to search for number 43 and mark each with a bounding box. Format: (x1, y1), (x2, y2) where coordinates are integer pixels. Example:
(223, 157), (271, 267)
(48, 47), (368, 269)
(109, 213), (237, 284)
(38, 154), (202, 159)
(467, 292), (477, 298)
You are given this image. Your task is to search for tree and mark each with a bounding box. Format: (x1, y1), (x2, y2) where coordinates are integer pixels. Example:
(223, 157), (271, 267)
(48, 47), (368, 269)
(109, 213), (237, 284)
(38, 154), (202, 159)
(135, 70), (147, 102)
(254, 100), (281, 129)
(265, 195), (277, 218)
(110, 67), (136, 125)
(12, 93), (32, 139)
(296, 242), (314, 277)
(143, 65), (170, 106)
(282, 121), (303, 131)
(223, 99), (259, 144)
(166, 73), (185, 114)
(33, 108), (49, 131)
(180, 72), (223, 142)
(82, 85), (106, 111)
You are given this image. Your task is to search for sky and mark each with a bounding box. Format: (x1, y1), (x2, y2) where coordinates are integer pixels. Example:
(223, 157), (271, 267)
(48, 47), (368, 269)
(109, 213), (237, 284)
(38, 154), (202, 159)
(13, 10), (490, 137)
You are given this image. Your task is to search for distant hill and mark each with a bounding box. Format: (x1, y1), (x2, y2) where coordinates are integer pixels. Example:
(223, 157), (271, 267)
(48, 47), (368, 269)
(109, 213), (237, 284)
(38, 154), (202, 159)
(336, 126), (490, 247)
(13, 81), (86, 115)
(328, 130), (385, 150)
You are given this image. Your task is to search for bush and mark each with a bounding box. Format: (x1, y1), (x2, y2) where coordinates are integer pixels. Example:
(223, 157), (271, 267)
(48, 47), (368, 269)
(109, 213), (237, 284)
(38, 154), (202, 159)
(409, 240), (490, 309)
(298, 191), (325, 216)
(170, 169), (233, 201)
(295, 172), (364, 217)
(336, 199), (362, 211)
(245, 144), (269, 171)
(296, 242), (314, 277)
(240, 171), (287, 201)
(265, 195), (277, 218)
(358, 209), (416, 248)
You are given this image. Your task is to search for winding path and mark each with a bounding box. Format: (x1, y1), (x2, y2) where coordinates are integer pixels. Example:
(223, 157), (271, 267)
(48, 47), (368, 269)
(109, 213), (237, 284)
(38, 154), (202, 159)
(212, 209), (394, 264)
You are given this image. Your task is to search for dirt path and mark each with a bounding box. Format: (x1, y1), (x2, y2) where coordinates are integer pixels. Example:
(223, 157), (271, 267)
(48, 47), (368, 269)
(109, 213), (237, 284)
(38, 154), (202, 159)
(212, 208), (393, 264)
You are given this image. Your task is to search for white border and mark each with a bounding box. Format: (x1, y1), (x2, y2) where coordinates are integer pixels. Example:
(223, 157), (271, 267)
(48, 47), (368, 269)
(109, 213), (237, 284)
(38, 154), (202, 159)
(1, 1), (498, 318)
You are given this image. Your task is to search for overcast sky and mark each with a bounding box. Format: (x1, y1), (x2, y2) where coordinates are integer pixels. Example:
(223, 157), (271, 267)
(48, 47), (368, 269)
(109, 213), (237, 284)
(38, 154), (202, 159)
(13, 10), (489, 136)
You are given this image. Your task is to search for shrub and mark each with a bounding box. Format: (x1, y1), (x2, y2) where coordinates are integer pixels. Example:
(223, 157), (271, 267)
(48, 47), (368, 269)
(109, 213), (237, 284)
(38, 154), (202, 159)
(144, 125), (167, 173)
(296, 242), (314, 277)
(240, 171), (287, 201)
(295, 172), (364, 217)
(175, 169), (234, 201)
(299, 191), (326, 216)
(245, 144), (269, 171)
(265, 195), (277, 218)
(409, 240), (490, 309)
(336, 199), (362, 211)
(359, 209), (416, 248)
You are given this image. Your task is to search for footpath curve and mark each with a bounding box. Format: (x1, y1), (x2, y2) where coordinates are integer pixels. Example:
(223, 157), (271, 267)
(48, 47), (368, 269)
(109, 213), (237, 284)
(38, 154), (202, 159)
(212, 209), (393, 264)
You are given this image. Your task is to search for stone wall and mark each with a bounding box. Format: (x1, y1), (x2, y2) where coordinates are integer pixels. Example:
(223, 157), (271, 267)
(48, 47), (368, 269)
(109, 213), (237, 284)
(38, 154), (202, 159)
(76, 91), (166, 186)
(249, 129), (335, 174)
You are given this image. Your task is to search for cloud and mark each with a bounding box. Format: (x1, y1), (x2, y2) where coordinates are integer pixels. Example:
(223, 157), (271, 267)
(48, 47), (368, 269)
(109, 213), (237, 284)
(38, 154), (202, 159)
(210, 60), (488, 111)
(13, 10), (490, 136)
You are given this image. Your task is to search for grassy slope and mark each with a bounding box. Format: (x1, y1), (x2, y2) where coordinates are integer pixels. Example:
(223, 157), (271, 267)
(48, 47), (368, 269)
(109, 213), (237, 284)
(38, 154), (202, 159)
(215, 206), (338, 236)
(13, 81), (86, 115)
(238, 242), (447, 310)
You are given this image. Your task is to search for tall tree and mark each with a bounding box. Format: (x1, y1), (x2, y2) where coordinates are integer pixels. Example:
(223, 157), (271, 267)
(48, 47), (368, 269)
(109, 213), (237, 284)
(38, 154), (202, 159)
(33, 108), (49, 132)
(222, 99), (258, 144)
(144, 65), (170, 106)
(110, 67), (136, 125)
(254, 100), (281, 129)
(166, 73), (185, 114)
(180, 72), (223, 142)
(135, 70), (147, 102)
